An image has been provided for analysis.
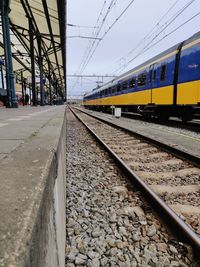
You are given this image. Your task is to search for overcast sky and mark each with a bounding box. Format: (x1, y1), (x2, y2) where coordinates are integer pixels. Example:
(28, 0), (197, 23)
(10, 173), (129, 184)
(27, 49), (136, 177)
(67, 0), (200, 98)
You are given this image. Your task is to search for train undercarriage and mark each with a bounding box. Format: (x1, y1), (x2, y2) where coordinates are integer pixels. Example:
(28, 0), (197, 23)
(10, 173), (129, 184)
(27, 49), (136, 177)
(84, 104), (200, 122)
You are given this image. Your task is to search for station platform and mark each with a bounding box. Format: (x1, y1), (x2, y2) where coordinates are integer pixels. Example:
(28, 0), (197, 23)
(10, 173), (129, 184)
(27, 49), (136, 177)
(0, 105), (66, 267)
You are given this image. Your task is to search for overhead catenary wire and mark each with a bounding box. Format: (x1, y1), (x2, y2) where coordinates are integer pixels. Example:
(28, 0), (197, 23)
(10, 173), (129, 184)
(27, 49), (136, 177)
(76, 0), (116, 73)
(81, 0), (181, 76)
(76, 0), (117, 75)
(78, 0), (136, 75)
(69, 0), (108, 89)
(114, 0), (197, 74)
(144, 0), (181, 41)
(141, 11), (200, 54)
(71, 0), (117, 90)
(73, 1), (108, 76)
(96, 0), (182, 74)
(67, 23), (98, 29)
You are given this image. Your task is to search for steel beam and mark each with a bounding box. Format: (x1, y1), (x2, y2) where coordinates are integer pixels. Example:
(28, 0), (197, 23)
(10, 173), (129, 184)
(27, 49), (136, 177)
(0, 40), (31, 72)
(21, 71), (25, 106)
(37, 36), (45, 106)
(57, 0), (66, 99)
(29, 18), (37, 106)
(21, 0), (61, 95)
(42, 0), (63, 89)
(48, 60), (52, 105)
(0, 64), (5, 89)
(1, 0), (18, 108)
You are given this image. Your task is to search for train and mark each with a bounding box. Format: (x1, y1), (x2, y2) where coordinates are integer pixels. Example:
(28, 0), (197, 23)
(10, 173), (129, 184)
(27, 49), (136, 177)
(83, 31), (200, 122)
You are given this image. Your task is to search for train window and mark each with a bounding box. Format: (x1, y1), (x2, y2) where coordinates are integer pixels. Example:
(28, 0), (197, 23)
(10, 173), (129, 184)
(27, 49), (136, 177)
(123, 82), (127, 90)
(105, 89), (108, 95)
(112, 87), (115, 94)
(138, 73), (146, 87)
(117, 84), (121, 92)
(153, 70), (156, 81)
(129, 79), (135, 88)
(108, 87), (111, 95)
(160, 65), (166, 81)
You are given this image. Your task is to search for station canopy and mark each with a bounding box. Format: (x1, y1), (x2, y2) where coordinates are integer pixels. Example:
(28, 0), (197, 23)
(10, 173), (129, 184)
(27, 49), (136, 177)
(0, 0), (66, 90)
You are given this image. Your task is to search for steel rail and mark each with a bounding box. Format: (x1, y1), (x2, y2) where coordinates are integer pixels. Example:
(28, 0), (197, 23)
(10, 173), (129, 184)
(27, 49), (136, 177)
(73, 107), (200, 168)
(70, 106), (200, 258)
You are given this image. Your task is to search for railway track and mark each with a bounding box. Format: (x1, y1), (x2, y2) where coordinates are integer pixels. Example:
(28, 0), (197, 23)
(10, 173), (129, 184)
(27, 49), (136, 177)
(70, 106), (200, 258)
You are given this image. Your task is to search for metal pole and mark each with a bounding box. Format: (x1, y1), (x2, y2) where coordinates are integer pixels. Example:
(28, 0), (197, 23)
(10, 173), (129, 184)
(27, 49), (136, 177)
(55, 80), (58, 95)
(21, 71), (25, 106)
(29, 83), (32, 104)
(36, 86), (39, 103)
(29, 18), (37, 106)
(0, 65), (4, 89)
(1, 0), (18, 108)
(24, 81), (27, 105)
(37, 36), (44, 106)
(48, 60), (52, 105)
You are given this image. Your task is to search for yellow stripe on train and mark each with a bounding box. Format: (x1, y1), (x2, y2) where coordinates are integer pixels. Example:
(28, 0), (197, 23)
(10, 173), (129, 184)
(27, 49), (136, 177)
(84, 82), (200, 106)
(152, 86), (174, 104)
(84, 85), (174, 106)
(177, 80), (200, 104)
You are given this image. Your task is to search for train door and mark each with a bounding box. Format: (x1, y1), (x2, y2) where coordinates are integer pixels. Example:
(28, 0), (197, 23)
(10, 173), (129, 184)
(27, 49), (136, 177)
(149, 63), (157, 104)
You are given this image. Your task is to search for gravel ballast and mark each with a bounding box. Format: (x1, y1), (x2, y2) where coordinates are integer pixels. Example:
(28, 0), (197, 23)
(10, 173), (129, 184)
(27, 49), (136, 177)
(66, 109), (194, 267)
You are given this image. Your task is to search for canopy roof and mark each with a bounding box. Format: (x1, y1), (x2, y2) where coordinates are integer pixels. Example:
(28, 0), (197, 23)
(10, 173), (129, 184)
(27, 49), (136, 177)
(0, 0), (66, 91)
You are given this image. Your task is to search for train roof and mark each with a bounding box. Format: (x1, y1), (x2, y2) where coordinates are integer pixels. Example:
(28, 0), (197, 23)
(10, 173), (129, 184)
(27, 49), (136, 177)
(84, 31), (200, 98)
(183, 31), (200, 45)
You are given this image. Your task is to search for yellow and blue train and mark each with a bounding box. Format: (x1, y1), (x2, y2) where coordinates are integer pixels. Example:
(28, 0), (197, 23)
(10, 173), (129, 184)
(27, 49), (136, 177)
(83, 31), (200, 121)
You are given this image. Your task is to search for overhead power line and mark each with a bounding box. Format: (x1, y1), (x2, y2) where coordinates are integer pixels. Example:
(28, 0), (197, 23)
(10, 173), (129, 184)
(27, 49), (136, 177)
(76, 0), (117, 75)
(67, 23), (98, 29)
(78, 0), (136, 75)
(72, 0), (117, 90)
(114, 0), (196, 74)
(67, 36), (102, 40)
(96, 0), (181, 74)
(142, 11), (200, 54)
(144, 0), (181, 41)
(76, 0), (112, 75)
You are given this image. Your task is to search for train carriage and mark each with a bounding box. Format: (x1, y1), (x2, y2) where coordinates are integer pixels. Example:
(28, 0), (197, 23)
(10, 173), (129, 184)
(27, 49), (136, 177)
(83, 32), (200, 121)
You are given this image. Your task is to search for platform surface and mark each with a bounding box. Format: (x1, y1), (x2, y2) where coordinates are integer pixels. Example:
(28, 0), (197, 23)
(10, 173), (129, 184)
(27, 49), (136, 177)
(0, 106), (64, 158)
(0, 105), (66, 267)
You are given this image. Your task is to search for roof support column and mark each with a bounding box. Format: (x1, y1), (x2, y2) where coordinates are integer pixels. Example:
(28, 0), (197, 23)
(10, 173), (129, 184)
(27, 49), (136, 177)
(0, 64), (5, 90)
(55, 80), (58, 95)
(21, 71), (25, 106)
(1, 0), (18, 108)
(48, 60), (52, 105)
(29, 18), (37, 106)
(37, 36), (45, 106)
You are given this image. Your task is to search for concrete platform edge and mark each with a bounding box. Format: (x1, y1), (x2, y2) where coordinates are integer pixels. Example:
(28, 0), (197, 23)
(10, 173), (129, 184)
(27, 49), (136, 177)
(28, 108), (67, 267)
(0, 107), (66, 267)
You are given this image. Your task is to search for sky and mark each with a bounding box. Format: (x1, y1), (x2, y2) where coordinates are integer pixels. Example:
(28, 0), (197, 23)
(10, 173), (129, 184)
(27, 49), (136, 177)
(67, 0), (200, 98)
